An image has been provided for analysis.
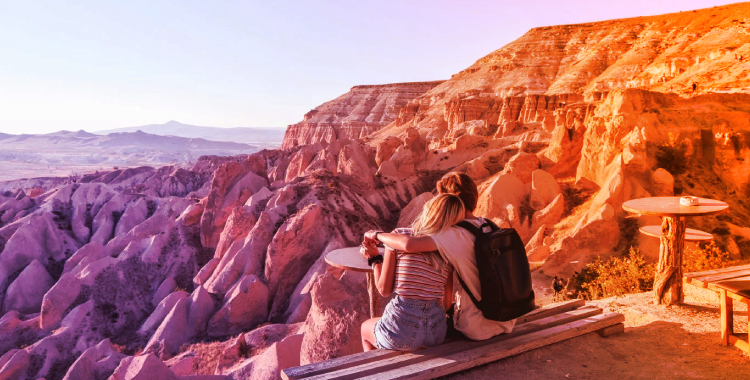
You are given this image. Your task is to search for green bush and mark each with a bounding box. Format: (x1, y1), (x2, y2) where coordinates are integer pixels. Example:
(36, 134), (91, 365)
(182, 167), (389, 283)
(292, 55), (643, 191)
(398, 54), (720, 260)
(573, 247), (655, 300)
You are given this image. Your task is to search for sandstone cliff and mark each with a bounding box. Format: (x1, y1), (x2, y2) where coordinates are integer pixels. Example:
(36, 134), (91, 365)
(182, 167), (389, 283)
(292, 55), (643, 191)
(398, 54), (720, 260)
(281, 81), (444, 149)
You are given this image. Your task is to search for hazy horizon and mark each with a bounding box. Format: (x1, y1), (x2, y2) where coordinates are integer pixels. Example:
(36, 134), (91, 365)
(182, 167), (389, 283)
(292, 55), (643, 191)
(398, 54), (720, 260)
(0, 0), (740, 134)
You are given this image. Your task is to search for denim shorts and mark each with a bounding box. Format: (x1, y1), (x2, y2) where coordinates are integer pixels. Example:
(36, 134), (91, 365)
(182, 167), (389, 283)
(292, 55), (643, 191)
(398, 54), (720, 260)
(374, 295), (447, 351)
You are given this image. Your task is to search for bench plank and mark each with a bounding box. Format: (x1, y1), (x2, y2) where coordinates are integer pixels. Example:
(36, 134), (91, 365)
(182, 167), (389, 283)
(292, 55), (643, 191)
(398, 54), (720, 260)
(684, 264), (750, 280)
(688, 270), (750, 289)
(283, 299), (586, 380)
(356, 312), (625, 380)
(596, 322), (625, 337)
(516, 299), (585, 325)
(297, 306), (603, 380)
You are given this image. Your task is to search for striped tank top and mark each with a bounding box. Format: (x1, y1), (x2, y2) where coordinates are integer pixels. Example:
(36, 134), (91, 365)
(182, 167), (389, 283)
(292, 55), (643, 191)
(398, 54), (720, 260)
(393, 252), (451, 300)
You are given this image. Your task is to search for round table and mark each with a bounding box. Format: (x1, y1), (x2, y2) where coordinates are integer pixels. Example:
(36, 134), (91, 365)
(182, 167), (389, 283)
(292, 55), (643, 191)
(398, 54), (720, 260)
(622, 197), (728, 305)
(325, 246), (385, 318)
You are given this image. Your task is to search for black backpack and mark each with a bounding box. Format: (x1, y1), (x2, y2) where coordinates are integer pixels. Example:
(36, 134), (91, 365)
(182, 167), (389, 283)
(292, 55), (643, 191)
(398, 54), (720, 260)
(455, 219), (535, 322)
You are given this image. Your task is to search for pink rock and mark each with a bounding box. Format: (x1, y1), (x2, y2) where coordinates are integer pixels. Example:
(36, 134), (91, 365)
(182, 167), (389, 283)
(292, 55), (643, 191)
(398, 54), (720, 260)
(525, 225), (547, 252)
(283, 241), (346, 324)
(545, 204), (619, 277)
(375, 136), (402, 166)
(115, 198), (149, 236)
(0, 349), (28, 380)
(62, 339), (127, 380)
(265, 204), (331, 321)
(109, 354), (179, 380)
(529, 170), (561, 210)
(336, 141), (376, 186)
(531, 193), (565, 232)
(204, 212), (275, 295)
(0, 311), (43, 356)
(178, 202), (205, 227)
(397, 192), (433, 228)
(227, 333), (303, 380)
(69, 183), (119, 243)
(145, 287), (216, 360)
(651, 168), (674, 196)
(527, 246), (551, 262)
(153, 277), (178, 306)
(502, 151), (540, 184)
(193, 258), (220, 287)
(214, 207), (256, 260)
(3, 260), (55, 314)
(244, 187), (273, 214)
(90, 193), (131, 245)
(62, 242), (106, 276)
(139, 291), (189, 334)
(0, 212), (80, 309)
(300, 271), (368, 365)
(475, 174), (526, 222)
(207, 274), (268, 337)
(303, 151), (338, 177)
(285, 144), (321, 182)
(200, 160), (267, 248)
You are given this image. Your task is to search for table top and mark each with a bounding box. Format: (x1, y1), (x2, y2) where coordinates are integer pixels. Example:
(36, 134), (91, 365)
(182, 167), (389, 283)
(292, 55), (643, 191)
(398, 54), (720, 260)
(325, 246), (385, 273)
(622, 197), (728, 216)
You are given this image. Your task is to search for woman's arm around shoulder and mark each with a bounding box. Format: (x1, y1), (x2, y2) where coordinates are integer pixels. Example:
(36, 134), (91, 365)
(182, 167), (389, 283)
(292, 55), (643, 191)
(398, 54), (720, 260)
(364, 230), (438, 253)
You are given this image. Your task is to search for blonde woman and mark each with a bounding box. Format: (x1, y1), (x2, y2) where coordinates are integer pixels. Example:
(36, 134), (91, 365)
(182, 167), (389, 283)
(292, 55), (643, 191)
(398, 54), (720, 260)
(360, 193), (459, 351)
(363, 172), (515, 344)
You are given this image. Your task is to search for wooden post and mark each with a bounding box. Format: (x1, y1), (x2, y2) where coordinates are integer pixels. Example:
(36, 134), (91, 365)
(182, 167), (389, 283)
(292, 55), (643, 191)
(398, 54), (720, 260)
(366, 272), (381, 318)
(720, 289), (733, 345)
(654, 215), (686, 305)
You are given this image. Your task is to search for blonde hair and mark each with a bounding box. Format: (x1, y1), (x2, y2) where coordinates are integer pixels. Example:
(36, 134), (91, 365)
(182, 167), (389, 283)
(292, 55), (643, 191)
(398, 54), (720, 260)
(405, 193), (466, 270)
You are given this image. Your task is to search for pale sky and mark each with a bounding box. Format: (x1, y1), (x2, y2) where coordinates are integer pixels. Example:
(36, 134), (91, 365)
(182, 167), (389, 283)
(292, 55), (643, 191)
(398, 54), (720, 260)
(0, 0), (740, 134)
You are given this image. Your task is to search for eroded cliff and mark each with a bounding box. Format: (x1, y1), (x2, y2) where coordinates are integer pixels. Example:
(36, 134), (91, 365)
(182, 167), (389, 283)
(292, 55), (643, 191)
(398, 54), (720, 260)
(281, 81), (444, 149)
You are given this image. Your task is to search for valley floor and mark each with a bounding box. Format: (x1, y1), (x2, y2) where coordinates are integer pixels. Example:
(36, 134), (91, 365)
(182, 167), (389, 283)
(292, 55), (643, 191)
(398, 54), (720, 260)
(444, 286), (750, 380)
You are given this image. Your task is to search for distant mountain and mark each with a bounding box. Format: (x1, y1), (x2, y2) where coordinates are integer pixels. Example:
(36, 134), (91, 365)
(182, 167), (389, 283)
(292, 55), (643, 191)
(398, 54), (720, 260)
(96, 120), (286, 146)
(0, 129), (258, 181)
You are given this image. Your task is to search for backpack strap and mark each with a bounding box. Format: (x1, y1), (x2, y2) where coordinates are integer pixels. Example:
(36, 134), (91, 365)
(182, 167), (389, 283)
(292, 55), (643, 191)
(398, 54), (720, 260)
(454, 219), (492, 310)
(454, 270), (482, 311)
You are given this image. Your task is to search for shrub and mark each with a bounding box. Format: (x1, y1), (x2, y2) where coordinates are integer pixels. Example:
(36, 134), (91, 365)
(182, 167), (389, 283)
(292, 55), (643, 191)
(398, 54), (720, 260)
(573, 247), (655, 300)
(683, 241), (738, 273)
(655, 132), (688, 175)
(572, 242), (742, 300)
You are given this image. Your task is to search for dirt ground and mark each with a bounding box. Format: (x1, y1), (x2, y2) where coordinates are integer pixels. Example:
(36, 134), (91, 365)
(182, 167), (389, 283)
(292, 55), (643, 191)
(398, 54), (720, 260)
(443, 281), (750, 380)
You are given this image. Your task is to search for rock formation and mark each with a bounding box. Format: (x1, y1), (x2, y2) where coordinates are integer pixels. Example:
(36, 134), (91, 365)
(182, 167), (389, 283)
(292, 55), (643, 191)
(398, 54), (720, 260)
(281, 81), (445, 149)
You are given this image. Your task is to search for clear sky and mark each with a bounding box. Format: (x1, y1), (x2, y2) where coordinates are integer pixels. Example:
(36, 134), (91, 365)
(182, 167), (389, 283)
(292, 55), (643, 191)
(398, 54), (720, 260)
(0, 0), (740, 134)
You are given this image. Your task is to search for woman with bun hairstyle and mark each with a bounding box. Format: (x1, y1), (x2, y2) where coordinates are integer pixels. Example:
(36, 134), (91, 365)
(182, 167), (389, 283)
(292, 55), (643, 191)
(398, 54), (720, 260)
(361, 172), (515, 343)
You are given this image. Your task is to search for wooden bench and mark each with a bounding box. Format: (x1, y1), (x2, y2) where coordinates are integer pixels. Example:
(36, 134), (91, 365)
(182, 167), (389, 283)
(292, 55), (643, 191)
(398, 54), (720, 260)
(685, 265), (750, 354)
(282, 300), (624, 380)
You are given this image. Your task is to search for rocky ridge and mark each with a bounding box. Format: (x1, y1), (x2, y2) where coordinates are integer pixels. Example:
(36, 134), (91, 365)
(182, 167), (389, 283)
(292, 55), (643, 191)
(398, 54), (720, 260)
(281, 81), (445, 149)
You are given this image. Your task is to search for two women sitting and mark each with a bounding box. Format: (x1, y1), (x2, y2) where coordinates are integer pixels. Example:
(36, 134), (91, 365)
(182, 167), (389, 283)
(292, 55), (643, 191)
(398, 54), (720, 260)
(360, 172), (515, 352)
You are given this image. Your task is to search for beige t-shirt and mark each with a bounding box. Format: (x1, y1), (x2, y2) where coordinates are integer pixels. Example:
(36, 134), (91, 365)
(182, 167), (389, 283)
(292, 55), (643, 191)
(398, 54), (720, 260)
(430, 219), (515, 340)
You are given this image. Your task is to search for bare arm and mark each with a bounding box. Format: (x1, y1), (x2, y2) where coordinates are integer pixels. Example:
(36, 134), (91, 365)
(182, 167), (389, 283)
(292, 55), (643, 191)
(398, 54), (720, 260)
(364, 230), (438, 253)
(372, 248), (396, 296)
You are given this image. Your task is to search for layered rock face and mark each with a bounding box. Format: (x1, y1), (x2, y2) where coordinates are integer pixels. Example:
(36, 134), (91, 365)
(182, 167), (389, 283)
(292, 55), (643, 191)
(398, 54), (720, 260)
(281, 81), (444, 149)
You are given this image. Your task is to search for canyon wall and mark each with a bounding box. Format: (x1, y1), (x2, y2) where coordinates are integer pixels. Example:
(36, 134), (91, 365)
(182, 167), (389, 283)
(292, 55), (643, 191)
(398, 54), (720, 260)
(281, 81), (444, 150)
